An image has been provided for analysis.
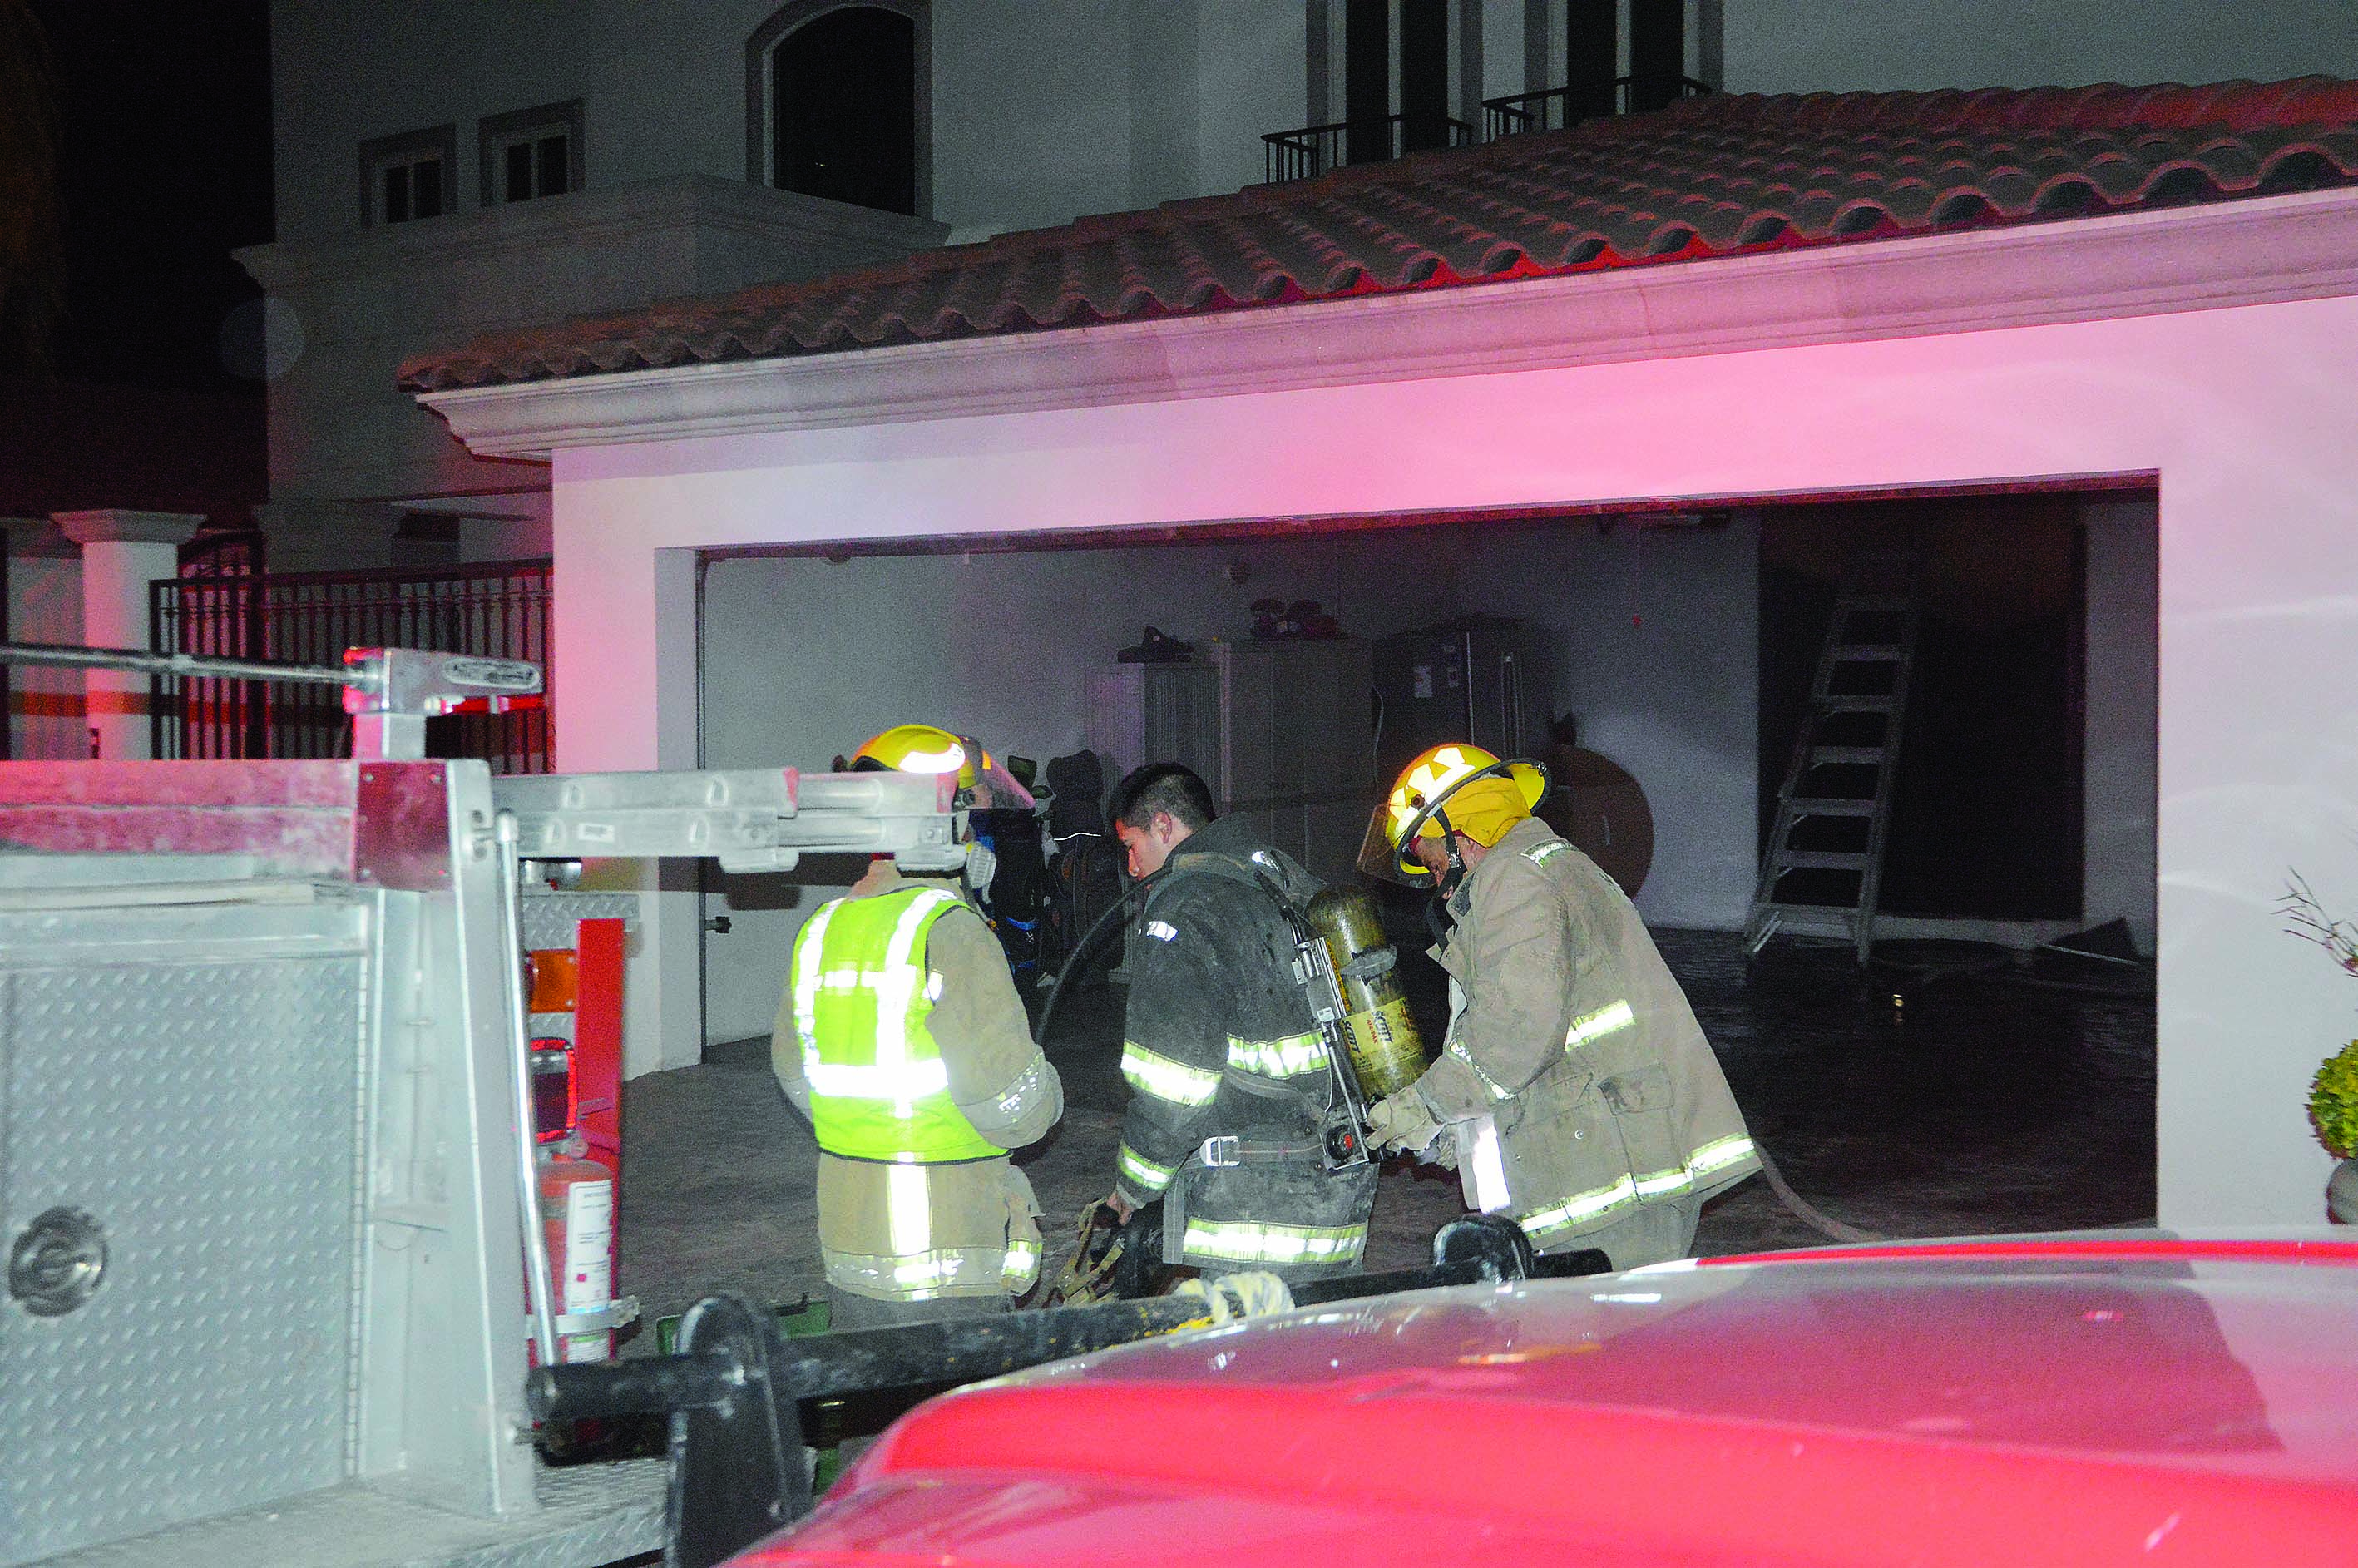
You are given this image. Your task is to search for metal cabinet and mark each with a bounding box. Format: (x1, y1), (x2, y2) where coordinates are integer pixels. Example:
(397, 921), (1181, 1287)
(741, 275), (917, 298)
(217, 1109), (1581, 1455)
(1090, 640), (1374, 883)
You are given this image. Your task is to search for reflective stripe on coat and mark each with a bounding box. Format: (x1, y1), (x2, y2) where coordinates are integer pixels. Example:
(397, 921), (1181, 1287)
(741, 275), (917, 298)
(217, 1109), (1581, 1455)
(1420, 819), (1758, 1250)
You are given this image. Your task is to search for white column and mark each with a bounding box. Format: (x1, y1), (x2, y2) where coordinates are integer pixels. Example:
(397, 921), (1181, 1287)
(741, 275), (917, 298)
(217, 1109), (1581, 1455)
(52, 509), (204, 760)
(552, 517), (706, 1077)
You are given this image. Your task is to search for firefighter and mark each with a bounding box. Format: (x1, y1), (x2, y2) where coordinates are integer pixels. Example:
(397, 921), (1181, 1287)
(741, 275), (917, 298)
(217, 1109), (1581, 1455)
(771, 724), (1063, 1329)
(1103, 763), (1378, 1281)
(1362, 744), (1758, 1269)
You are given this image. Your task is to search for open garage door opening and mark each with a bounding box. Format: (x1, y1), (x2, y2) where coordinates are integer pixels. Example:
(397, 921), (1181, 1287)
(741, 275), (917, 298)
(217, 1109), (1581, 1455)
(655, 481), (2155, 1270)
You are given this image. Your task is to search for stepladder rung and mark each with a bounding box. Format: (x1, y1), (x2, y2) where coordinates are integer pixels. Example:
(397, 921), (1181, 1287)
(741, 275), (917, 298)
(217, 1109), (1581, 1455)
(1831, 645), (1905, 660)
(1783, 797), (1876, 816)
(1807, 746), (1888, 766)
(1773, 850), (1871, 871)
(1817, 695), (1896, 713)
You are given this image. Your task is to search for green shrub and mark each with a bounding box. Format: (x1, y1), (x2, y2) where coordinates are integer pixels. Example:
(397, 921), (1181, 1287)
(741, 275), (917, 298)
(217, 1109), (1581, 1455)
(2311, 1041), (2358, 1159)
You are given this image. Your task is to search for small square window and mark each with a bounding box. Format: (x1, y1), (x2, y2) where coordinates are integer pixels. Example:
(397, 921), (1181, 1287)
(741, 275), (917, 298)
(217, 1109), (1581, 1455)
(360, 124), (459, 227)
(480, 101), (585, 206)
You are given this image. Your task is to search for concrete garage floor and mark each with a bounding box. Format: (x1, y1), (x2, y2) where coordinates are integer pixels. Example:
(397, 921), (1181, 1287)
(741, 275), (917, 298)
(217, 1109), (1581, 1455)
(617, 930), (2154, 1334)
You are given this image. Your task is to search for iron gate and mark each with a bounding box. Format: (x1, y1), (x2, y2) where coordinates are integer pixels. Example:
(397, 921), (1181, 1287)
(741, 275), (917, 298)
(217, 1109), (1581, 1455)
(150, 559), (553, 772)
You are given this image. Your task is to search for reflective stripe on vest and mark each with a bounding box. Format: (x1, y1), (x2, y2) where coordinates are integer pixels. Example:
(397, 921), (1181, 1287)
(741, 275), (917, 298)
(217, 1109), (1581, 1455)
(791, 887), (999, 1164)
(1226, 1030), (1328, 1080)
(820, 1158), (1039, 1302)
(1117, 1143), (1177, 1195)
(1001, 1235), (1041, 1293)
(823, 1244), (1011, 1300)
(1564, 999), (1636, 1051)
(1121, 1040), (1223, 1107)
(1180, 1218), (1367, 1267)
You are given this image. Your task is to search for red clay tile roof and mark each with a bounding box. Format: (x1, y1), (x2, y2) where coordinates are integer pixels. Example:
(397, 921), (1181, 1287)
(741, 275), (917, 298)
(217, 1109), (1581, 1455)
(399, 77), (2358, 393)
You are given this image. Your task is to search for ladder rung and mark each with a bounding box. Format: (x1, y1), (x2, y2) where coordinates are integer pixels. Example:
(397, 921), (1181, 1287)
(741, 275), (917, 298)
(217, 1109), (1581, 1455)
(1759, 898), (1868, 916)
(1807, 747), (1887, 765)
(1817, 696), (1896, 713)
(1832, 646), (1905, 660)
(1775, 851), (1869, 871)
(1784, 797), (1876, 816)
(1836, 596), (1911, 613)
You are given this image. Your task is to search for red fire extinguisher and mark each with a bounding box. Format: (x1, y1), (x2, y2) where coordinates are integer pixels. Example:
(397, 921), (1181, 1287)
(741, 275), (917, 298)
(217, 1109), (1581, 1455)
(538, 1133), (617, 1364)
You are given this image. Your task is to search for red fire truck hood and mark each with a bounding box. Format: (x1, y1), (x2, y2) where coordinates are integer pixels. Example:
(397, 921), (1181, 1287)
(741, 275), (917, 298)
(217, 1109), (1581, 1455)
(744, 1237), (2358, 1567)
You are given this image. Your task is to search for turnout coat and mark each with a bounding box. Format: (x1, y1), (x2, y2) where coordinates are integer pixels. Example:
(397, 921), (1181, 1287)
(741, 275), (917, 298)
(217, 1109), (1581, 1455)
(1413, 818), (1758, 1251)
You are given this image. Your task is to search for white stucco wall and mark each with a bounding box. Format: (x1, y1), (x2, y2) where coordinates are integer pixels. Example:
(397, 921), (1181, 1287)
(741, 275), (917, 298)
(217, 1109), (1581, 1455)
(1724, 0), (2358, 96)
(541, 289), (2358, 1232)
(269, 0), (1313, 248)
(272, 2), (769, 243)
(267, 0), (2356, 518)
(273, 0), (2356, 251)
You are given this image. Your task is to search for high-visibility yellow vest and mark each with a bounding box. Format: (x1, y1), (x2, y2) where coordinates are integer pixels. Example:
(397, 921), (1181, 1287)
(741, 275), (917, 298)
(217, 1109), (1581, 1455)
(789, 886), (1000, 1165)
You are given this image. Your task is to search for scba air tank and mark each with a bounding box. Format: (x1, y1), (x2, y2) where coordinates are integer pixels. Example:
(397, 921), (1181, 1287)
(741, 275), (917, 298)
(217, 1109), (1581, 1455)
(1308, 886), (1426, 1098)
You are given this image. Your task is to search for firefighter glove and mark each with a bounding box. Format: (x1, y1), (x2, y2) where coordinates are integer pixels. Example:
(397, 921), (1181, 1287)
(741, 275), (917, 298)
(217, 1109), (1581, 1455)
(1368, 1090), (1447, 1157)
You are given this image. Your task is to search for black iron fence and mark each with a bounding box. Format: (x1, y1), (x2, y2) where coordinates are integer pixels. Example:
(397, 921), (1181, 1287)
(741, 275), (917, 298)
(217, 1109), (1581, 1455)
(1482, 75), (1713, 140)
(1262, 113), (1474, 183)
(150, 558), (553, 773)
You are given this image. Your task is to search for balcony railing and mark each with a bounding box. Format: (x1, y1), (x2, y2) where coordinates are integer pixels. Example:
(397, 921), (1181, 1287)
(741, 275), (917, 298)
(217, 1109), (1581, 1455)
(1482, 75), (1714, 140)
(1262, 113), (1475, 184)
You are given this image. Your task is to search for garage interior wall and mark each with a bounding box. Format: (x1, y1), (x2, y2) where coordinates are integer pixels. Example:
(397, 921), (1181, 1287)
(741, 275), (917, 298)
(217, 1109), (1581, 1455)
(699, 532), (1453, 1043)
(697, 518), (1767, 1044)
(695, 498), (2153, 1046)
(2083, 494), (2159, 952)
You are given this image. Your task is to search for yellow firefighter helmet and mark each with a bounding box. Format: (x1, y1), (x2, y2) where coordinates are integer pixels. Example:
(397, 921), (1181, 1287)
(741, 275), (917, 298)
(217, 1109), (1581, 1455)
(850, 723), (1035, 809)
(852, 723), (986, 789)
(1377, 743), (1547, 878)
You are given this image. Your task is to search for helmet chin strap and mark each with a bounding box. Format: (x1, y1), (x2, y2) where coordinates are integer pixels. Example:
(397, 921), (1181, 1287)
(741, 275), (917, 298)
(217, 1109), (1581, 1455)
(1431, 803), (1470, 897)
(1422, 807), (1467, 947)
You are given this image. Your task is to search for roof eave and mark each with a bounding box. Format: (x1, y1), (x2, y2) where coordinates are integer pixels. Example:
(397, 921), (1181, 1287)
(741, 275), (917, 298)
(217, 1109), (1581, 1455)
(420, 185), (2358, 462)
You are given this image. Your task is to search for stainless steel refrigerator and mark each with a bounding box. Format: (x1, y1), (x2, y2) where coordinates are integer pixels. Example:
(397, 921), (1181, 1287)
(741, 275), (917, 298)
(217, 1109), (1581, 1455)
(1373, 619), (1556, 779)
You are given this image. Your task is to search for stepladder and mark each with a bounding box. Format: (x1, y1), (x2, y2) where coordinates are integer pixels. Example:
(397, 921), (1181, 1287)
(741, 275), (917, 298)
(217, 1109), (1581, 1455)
(1746, 585), (1919, 965)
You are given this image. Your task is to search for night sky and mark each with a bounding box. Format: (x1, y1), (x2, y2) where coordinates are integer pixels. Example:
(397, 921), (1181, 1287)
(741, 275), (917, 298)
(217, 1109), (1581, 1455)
(32, 0), (273, 394)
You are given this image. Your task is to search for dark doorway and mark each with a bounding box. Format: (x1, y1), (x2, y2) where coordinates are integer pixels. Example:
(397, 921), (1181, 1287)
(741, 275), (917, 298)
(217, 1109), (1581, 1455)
(770, 5), (917, 215)
(1343, 0), (1391, 165)
(1758, 496), (2086, 922)
(1398, 0), (1451, 152)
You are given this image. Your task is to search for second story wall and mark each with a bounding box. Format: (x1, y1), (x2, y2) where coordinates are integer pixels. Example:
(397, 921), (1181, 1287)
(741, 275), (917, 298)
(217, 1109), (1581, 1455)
(271, 0), (1317, 247)
(1725, 0), (2358, 96)
(273, 2), (767, 243)
(273, 0), (2358, 254)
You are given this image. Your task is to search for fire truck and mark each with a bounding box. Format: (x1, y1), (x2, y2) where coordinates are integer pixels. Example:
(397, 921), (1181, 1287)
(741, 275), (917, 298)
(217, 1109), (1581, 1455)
(0, 641), (960, 1568)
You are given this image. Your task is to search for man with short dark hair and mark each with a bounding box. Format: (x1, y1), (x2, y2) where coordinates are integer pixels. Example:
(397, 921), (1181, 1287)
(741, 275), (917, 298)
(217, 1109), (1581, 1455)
(1103, 763), (1377, 1281)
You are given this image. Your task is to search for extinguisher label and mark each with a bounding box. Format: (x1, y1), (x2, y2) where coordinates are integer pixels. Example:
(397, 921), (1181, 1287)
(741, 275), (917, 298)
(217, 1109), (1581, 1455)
(561, 1177), (615, 1363)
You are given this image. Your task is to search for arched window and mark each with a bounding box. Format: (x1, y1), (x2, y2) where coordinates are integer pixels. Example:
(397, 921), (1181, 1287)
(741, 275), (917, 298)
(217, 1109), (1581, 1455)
(745, 1), (929, 219)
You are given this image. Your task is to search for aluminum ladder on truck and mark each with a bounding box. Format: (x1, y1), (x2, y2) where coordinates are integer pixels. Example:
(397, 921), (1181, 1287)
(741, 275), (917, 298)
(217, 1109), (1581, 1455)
(1745, 584), (1919, 966)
